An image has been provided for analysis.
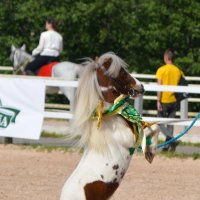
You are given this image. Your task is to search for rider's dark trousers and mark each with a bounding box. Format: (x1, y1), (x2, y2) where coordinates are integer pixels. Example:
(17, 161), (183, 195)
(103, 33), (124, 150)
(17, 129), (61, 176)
(25, 55), (59, 74)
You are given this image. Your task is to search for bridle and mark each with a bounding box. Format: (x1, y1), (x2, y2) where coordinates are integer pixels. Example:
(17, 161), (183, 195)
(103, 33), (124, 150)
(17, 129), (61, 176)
(12, 49), (31, 74)
(14, 58), (30, 74)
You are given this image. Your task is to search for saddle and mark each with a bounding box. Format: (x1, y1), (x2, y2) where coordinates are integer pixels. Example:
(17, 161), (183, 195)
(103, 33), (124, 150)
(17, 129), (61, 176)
(37, 62), (59, 76)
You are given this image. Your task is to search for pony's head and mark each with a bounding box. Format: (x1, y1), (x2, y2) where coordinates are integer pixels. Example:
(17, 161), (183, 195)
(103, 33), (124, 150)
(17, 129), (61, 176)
(71, 52), (144, 151)
(96, 52), (144, 103)
(10, 44), (32, 73)
(74, 52), (144, 123)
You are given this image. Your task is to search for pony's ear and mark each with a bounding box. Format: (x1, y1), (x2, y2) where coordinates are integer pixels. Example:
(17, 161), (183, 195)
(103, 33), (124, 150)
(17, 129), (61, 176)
(95, 56), (99, 64)
(103, 57), (112, 69)
(21, 44), (26, 51)
(11, 45), (16, 52)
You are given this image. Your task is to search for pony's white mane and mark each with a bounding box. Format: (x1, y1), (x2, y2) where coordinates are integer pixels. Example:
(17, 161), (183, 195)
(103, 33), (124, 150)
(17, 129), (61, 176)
(69, 52), (128, 152)
(98, 52), (128, 78)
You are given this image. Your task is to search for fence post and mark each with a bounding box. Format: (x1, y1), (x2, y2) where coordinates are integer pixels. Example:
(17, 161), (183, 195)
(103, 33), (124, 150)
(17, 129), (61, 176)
(180, 99), (188, 130)
(180, 99), (188, 119)
(69, 88), (76, 112)
(134, 95), (143, 115)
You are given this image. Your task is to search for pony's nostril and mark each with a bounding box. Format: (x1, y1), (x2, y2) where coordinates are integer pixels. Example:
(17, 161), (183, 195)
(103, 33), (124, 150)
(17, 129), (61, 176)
(140, 84), (145, 94)
(141, 88), (145, 94)
(128, 89), (136, 97)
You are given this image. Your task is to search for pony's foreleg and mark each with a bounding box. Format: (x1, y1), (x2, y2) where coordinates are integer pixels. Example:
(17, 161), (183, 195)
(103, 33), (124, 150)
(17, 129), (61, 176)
(143, 124), (160, 163)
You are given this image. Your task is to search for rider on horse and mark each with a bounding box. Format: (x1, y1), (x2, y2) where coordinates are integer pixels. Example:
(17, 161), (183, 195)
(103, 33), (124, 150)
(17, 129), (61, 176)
(25, 18), (63, 75)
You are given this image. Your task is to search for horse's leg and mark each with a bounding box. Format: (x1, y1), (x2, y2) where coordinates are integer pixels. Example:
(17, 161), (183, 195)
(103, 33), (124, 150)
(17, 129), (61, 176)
(46, 86), (59, 94)
(52, 62), (78, 111)
(143, 124), (160, 163)
(59, 87), (76, 111)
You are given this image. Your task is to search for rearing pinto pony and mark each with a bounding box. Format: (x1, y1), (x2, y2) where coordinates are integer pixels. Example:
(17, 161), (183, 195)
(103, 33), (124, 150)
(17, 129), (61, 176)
(60, 52), (159, 200)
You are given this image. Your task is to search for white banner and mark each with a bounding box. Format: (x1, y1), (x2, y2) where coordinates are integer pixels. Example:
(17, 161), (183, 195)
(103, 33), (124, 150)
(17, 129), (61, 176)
(0, 78), (45, 139)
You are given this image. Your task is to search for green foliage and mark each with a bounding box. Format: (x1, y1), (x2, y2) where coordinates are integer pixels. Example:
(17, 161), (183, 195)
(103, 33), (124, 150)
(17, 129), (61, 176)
(0, 0), (200, 75)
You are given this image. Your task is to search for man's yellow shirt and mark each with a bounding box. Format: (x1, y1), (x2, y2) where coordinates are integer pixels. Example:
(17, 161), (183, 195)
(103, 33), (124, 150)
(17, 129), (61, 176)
(156, 64), (183, 103)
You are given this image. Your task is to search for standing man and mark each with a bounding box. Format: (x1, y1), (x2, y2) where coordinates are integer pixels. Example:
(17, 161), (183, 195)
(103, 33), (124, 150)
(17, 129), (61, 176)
(156, 49), (183, 152)
(25, 18), (63, 75)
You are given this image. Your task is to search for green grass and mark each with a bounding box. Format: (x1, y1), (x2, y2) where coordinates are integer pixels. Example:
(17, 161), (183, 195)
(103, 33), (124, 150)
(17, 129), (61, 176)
(40, 131), (200, 148)
(15, 144), (199, 160)
(2, 142), (199, 160)
(40, 132), (200, 148)
(158, 140), (200, 148)
(19, 144), (72, 153)
(41, 131), (65, 139)
(159, 151), (200, 160)
(178, 141), (200, 148)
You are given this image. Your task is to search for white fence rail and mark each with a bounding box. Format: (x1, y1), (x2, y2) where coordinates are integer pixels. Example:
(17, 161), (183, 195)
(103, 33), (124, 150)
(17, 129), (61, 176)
(131, 73), (200, 82)
(0, 74), (200, 126)
(0, 66), (13, 71)
(1, 65), (200, 80)
(2, 66), (199, 118)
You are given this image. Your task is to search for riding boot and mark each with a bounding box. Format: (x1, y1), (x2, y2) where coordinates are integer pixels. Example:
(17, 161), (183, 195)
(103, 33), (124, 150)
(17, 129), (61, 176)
(26, 70), (35, 76)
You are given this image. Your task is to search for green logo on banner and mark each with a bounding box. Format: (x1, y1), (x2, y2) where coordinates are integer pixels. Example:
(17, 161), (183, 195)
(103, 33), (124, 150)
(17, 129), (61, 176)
(0, 99), (20, 128)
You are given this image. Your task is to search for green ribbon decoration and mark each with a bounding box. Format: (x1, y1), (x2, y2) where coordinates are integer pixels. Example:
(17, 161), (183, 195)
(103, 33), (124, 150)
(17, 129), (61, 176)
(93, 95), (146, 151)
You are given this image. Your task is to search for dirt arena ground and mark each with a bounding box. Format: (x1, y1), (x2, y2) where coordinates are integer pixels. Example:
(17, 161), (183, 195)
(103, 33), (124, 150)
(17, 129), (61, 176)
(0, 145), (199, 200)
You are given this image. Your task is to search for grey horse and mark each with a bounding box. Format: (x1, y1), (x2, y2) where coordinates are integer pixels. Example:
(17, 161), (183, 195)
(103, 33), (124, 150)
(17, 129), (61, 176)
(10, 44), (83, 109)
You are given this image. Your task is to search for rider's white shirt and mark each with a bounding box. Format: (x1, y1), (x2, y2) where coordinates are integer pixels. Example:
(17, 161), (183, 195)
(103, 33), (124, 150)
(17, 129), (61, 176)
(32, 30), (63, 57)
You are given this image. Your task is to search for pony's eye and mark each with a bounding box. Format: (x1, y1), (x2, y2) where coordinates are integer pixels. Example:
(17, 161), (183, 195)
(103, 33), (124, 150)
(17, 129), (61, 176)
(112, 89), (118, 95)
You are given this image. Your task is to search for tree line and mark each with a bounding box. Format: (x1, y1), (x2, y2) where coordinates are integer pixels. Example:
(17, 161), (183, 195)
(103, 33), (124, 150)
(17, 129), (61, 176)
(0, 0), (200, 75)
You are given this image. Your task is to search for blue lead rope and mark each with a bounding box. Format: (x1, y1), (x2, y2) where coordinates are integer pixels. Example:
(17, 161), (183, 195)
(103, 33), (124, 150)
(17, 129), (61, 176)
(157, 112), (200, 149)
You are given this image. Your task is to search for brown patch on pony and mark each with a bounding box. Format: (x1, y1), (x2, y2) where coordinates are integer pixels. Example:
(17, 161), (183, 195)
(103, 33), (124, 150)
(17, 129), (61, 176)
(96, 65), (120, 103)
(120, 169), (126, 179)
(95, 57), (112, 87)
(102, 89), (120, 103)
(96, 57), (112, 87)
(110, 67), (137, 94)
(84, 180), (119, 200)
(102, 57), (112, 69)
(112, 164), (119, 170)
(119, 115), (135, 132)
(97, 68), (111, 87)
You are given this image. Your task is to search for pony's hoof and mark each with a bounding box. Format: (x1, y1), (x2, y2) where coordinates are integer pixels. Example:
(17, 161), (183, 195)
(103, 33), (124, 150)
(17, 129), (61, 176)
(145, 146), (155, 163)
(145, 152), (155, 163)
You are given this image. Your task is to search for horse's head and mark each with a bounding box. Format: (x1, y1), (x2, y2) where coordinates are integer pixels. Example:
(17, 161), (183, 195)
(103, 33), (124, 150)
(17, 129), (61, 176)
(73, 52), (145, 129)
(10, 44), (32, 73)
(96, 52), (144, 103)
